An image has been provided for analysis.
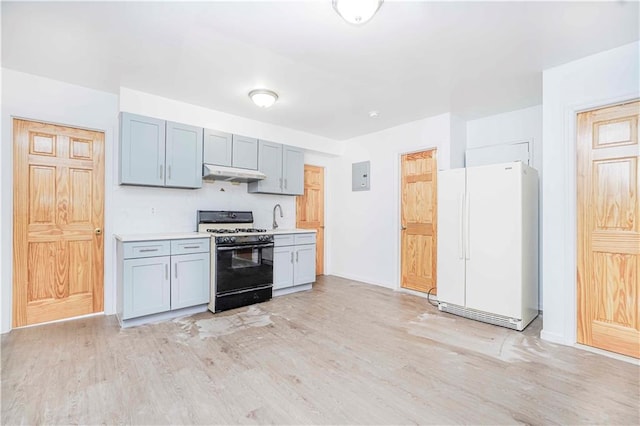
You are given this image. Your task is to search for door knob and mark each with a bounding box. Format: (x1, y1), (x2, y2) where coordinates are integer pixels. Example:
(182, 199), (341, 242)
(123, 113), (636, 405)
(95, 228), (102, 235)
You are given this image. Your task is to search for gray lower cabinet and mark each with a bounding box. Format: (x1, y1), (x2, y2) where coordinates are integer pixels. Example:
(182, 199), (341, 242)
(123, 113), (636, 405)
(273, 233), (316, 292)
(119, 112), (203, 189)
(123, 255), (171, 319)
(248, 141), (304, 195)
(117, 237), (210, 324)
(171, 252), (210, 309)
(203, 129), (258, 170)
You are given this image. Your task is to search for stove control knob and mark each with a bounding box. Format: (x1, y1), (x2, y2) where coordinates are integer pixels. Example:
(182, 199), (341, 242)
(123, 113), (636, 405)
(229, 237), (236, 244)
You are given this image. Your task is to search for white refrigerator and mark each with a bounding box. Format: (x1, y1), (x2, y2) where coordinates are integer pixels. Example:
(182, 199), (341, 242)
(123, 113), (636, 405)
(436, 161), (539, 331)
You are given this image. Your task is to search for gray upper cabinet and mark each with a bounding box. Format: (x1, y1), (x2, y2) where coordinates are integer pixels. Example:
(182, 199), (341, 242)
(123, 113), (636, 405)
(203, 130), (258, 170)
(120, 112), (166, 187)
(119, 112), (202, 189)
(283, 146), (304, 195)
(232, 135), (258, 170)
(203, 129), (232, 167)
(248, 141), (304, 195)
(166, 122), (203, 188)
(249, 140), (283, 193)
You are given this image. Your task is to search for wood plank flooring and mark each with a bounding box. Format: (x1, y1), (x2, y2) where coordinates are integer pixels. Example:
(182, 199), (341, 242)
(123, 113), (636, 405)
(2, 275), (639, 425)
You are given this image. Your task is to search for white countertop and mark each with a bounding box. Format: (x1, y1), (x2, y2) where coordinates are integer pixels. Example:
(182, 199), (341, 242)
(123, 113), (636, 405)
(270, 228), (317, 235)
(114, 232), (208, 242)
(115, 229), (315, 242)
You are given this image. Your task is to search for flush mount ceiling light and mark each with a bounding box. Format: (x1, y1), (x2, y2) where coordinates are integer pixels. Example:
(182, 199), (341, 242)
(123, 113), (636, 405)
(368, 110), (380, 118)
(332, 0), (383, 25)
(248, 89), (278, 108)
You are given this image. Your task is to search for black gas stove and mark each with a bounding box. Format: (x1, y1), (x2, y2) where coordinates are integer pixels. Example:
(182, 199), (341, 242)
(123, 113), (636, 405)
(197, 210), (273, 313)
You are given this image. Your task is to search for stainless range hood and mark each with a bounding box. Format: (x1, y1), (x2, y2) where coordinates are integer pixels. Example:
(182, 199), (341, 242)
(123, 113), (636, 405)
(202, 164), (266, 183)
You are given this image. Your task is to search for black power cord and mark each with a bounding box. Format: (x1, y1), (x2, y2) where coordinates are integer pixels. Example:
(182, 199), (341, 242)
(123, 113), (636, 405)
(427, 287), (438, 307)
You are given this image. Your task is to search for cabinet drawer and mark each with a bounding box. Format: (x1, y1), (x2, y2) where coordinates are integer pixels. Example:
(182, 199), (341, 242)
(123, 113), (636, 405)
(274, 234), (295, 247)
(294, 233), (316, 245)
(123, 241), (170, 259)
(171, 238), (210, 255)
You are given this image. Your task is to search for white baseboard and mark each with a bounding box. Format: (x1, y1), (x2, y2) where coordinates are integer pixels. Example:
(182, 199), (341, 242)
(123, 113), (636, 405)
(329, 272), (394, 290)
(540, 329), (568, 345)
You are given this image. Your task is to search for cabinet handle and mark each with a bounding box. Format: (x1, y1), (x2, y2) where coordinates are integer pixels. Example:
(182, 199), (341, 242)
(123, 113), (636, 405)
(175, 263), (178, 278)
(290, 252), (294, 264)
(279, 178), (283, 189)
(165, 264), (168, 280)
(183, 245), (199, 249)
(159, 165), (163, 179)
(284, 178), (288, 189)
(139, 248), (158, 252)
(168, 165), (172, 180)
(296, 251), (299, 263)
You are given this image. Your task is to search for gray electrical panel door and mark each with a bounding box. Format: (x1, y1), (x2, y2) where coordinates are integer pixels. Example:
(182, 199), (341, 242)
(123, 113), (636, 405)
(352, 161), (370, 191)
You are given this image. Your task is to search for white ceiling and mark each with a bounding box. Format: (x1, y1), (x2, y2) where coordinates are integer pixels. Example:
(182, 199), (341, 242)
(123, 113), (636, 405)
(2, 1), (638, 140)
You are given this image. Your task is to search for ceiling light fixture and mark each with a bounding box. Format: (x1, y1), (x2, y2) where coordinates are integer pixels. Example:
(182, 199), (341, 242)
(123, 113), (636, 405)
(248, 89), (278, 108)
(368, 110), (380, 118)
(332, 0), (383, 25)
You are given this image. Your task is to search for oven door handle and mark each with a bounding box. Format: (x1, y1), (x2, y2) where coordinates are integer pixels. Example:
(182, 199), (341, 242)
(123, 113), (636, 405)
(216, 243), (274, 251)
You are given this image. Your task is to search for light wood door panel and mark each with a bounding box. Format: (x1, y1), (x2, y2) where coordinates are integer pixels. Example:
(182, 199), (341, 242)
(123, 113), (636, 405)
(577, 100), (640, 358)
(296, 165), (324, 275)
(401, 149), (437, 293)
(13, 119), (104, 327)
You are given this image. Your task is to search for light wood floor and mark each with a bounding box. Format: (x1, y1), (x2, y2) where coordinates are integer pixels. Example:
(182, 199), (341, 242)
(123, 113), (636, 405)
(2, 276), (639, 425)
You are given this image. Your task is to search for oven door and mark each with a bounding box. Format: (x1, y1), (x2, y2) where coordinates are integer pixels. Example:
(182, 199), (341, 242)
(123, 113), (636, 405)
(215, 243), (273, 295)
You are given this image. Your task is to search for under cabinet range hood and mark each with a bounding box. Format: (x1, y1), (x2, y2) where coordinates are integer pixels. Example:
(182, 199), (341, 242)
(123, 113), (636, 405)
(202, 164), (267, 183)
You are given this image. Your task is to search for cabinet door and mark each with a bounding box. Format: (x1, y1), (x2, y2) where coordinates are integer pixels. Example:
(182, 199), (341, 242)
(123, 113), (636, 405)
(166, 121), (203, 188)
(273, 246), (294, 290)
(294, 244), (316, 286)
(283, 145), (304, 195)
(203, 129), (232, 167)
(122, 256), (170, 319)
(119, 112), (165, 186)
(249, 140), (283, 194)
(232, 135), (258, 170)
(171, 252), (210, 310)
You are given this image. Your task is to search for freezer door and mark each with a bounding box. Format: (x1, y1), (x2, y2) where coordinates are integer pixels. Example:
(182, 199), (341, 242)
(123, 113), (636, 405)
(436, 168), (466, 306)
(465, 162), (522, 318)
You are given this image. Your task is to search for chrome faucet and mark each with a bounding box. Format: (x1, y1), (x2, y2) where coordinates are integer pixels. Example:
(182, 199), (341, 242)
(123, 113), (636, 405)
(273, 204), (283, 229)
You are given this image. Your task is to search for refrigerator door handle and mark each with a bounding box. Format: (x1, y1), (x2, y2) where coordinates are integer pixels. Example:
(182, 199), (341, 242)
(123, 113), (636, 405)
(458, 193), (465, 260)
(465, 192), (471, 260)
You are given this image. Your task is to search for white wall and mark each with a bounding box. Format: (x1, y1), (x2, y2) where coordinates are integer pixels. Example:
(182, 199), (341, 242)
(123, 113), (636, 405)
(329, 113), (452, 289)
(449, 114), (467, 169)
(466, 105), (542, 172)
(465, 105), (543, 308)
(1, 71), (341, 333)
(541, 41), (639, 346)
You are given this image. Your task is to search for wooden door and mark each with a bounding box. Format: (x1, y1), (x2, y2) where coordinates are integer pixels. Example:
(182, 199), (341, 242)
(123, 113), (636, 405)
(296, 165), (324, 275)
(13, 119), (105, 327)
(577, 100), (640, 358)
(401, 149), (437, 293)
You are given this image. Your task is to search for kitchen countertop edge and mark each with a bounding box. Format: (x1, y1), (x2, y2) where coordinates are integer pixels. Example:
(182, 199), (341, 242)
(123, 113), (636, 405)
(114, 232), (208, 242)
(114, 229), (316, 242)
